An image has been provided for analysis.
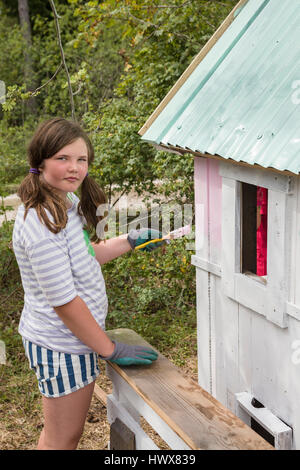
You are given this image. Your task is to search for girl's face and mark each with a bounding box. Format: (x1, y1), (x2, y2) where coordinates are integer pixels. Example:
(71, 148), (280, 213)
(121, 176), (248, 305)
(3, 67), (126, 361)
(39, 138), (89, 201)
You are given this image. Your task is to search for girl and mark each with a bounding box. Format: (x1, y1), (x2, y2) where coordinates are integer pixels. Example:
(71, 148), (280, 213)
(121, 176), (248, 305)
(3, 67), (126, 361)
(12, 117), (160, 450)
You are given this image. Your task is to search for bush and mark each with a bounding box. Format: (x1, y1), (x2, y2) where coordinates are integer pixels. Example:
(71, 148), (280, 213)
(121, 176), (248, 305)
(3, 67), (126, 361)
(102, 235), (197, 361)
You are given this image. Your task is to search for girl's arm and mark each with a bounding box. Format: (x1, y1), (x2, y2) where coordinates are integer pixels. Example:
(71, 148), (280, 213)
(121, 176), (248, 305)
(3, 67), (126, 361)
(54, 295), (158, 365)
(91, 234), (131, 265)
(91, 228), (163, 265)
(54, 295), (115, 356)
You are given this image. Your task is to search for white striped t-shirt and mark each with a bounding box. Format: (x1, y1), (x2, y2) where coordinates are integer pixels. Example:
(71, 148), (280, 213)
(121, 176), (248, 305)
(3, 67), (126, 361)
(12, 192), (108, 354)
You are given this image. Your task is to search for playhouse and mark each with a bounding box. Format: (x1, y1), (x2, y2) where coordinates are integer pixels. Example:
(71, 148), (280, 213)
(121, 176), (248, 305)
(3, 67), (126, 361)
(139, 0), (300, 449)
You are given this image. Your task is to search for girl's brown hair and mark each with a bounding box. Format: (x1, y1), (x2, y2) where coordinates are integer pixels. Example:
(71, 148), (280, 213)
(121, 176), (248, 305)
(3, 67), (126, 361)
(18, 117), (107, 242)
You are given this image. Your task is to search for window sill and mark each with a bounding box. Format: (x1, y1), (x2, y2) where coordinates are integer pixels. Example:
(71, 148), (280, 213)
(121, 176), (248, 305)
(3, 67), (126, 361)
(243, 271), (267, 286)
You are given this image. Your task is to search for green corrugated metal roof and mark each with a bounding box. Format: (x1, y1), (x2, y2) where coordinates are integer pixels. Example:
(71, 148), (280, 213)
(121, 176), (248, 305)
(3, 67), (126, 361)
(141, 0), (300, 175)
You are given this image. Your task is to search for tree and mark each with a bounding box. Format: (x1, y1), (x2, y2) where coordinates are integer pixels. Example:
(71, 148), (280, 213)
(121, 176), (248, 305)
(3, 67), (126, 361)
(73, 0), (238, 203)
(0, 0), (238, 204)
(49, 0), (76, 121)
(17, 0), (37, 115)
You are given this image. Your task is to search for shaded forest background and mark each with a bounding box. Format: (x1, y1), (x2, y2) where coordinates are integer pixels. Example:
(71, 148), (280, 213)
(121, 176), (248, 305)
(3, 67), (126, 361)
(0, 0), (237, 203)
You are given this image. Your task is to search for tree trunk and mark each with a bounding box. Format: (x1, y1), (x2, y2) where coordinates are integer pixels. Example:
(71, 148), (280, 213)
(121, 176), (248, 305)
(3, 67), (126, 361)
(18, 0), (37, 115)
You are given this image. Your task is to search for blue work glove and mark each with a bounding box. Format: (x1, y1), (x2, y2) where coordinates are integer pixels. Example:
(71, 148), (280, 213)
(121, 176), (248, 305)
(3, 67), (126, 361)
(100, 341), (158, 366)
(127, 228), (165, 252)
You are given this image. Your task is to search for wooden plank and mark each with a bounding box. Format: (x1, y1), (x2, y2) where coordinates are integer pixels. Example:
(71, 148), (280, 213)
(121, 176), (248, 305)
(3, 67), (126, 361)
(219, 292), (239, 414)
(196, 268), (212, 394)
(214, 276), (227, 405)
(138, 0), (249, 136)
(234, 273), (267, 316)
(106, 328), (274, 450)
(194, 156), (209, 258)
(110, 418), (136, 450)
(107, 393), (159, 450)
(191, 255), (221, 277)
(107, 370), (190, 450)
(238, 305), (253, 394)
(294, 178), (300, 307)
(94, 383), (107, 406)
(287, 316), (300, 448)
(289, 177), (299, 307)
(208, 159), (223, 266)
(265, 190), (288, 328)
(219, 160), (292, 193)
(194, 157), (214, 395)
(221, 177), (240, 298)
(209, 272), (217, 398)
(286, 301), (300, 322)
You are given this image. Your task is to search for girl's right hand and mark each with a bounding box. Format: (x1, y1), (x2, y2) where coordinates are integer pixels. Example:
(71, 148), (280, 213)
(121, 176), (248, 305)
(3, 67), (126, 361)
(127, 228), (165, 252)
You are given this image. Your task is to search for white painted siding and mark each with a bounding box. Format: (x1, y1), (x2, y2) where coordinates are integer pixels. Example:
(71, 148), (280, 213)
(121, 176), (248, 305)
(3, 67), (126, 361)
(193, 157), (300, 449)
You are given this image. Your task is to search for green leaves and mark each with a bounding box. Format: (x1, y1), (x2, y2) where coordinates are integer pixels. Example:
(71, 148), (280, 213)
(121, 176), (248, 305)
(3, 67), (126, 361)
(1, 84), (36, 112)
(72, 0), (237, 202)
(102, 235), (197, 357)
(0, 0), (237, 201)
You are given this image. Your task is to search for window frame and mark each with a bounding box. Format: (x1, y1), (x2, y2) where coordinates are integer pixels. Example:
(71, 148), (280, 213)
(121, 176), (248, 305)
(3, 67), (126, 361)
(235, 392), (293, 450)
(219, 162), (294, 329)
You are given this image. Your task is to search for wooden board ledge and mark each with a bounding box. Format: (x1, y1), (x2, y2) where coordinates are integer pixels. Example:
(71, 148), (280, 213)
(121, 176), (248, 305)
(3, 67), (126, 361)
(105, 328), (274, 451)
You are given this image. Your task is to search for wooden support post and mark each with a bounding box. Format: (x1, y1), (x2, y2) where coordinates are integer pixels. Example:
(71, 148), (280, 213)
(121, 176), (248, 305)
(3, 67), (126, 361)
(93, 383), (107, 406)
(110, 418), (136, 450)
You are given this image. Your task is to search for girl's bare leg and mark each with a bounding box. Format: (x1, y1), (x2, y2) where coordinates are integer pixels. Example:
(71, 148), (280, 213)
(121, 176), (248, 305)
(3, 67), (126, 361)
(37, 381), (95, 450)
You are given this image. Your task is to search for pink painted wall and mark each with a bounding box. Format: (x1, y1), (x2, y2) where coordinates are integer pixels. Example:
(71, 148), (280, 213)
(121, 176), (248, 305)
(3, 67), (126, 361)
(194, 157), (222, 264)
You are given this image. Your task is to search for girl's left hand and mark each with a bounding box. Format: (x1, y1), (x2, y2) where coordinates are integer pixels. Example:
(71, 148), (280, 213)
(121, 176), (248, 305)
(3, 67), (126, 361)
(127, 228), (165, 252)
(100, 340), (158, 366)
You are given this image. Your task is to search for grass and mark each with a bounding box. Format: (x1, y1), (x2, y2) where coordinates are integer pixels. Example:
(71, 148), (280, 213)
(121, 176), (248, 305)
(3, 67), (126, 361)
(0, 219), (197, 450)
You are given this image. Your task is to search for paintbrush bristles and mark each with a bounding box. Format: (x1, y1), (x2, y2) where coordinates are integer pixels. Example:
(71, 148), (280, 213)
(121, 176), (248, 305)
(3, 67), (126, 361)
(166, 224), (191, 240)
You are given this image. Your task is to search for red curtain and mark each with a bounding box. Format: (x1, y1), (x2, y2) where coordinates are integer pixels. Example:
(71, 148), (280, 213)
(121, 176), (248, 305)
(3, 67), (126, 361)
(256, 187), (268, 276)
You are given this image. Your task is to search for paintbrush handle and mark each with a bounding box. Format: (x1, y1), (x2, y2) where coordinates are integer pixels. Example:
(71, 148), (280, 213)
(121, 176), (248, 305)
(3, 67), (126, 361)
(134, 225), (191, 251)
(134, 238), (164, 251)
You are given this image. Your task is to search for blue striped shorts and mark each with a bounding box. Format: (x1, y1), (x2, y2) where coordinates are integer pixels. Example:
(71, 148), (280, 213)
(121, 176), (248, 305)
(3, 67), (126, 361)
(22, 339), (100, 398)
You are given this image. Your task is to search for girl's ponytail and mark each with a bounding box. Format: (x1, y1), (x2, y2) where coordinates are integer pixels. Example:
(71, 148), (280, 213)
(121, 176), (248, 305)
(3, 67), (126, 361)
(18, 171), (68, 233)
(78, 174), (107, 242)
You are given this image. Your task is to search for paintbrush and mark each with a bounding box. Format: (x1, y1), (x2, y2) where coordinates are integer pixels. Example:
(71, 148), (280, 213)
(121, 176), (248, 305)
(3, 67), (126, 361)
(134, 225), (191, 251)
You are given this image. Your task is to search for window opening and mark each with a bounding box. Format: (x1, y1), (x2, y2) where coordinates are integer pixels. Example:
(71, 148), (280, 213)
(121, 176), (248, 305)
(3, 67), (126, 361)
(251, 417), (275, 446)
(250, 398), (274, 446)
(241, 183), (268, 277)
(236, 392), (293, 450)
